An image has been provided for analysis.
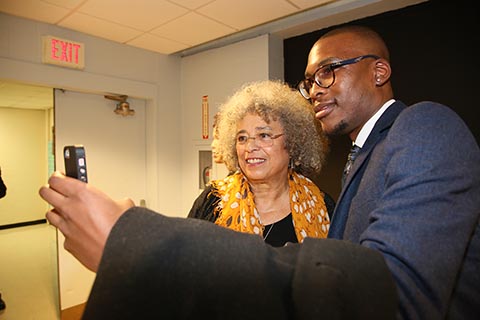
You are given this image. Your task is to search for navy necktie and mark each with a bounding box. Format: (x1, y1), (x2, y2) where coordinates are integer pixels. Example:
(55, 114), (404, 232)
(342, 144), (360, 187)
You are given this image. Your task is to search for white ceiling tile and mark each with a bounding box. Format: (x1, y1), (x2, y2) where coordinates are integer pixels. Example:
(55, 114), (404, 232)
(197, 0), (297, 30)
(78, 0), (189, 31)
(0, 0), (70, 24)
(43, 0), (85, 10)
(59, 12), (142, 43)
(128, 33), (188, 54)
(151, 12), (235, 46)
(168, 0), (215, 10)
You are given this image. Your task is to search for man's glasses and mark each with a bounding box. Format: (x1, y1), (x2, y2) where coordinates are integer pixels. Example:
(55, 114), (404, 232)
(297, 54), (380, 100)
(236, 132), (284, 148)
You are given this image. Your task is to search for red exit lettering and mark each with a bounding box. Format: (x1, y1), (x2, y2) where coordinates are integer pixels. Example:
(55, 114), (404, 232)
(51, 39), (81, 64)
(42, 35), (85, 69)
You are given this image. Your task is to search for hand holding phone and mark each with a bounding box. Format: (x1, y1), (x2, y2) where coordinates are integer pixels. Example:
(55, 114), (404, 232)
(64, 145), (88, 182)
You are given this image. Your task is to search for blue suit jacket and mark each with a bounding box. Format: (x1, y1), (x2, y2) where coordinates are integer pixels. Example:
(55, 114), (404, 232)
(329, 101), (480, 319)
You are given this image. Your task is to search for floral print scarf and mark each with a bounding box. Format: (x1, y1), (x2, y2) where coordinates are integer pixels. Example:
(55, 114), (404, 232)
(211, 170), (330, 242)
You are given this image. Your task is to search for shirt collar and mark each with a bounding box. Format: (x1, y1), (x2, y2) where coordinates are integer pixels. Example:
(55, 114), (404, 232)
(354, 99), (395, 148)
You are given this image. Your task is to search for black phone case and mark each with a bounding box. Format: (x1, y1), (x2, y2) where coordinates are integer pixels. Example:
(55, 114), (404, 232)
(64, 145), (88, 182)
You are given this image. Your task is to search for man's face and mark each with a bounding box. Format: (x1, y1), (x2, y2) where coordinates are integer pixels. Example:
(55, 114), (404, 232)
(305, 33), (378, 140)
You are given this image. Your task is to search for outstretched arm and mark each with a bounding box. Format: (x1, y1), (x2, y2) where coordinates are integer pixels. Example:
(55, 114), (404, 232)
(39, 172), (397, 319)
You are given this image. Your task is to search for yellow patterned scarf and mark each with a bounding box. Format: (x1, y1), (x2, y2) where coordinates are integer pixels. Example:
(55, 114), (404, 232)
(211, 170), (330, 242)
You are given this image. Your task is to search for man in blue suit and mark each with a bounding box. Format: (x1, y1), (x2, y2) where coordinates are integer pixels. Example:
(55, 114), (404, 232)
(39, 26), (479, 319)
(297, 25), (480, 319)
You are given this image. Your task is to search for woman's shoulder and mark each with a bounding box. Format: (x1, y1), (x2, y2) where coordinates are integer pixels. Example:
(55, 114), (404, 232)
(187, 185), (221, 221)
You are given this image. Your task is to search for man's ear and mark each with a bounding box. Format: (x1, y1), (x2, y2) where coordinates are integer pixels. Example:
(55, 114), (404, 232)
(374, 58), (391, 86)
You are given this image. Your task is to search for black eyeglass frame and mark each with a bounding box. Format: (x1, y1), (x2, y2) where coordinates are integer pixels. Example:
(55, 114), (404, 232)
(297, 54), (380, 99)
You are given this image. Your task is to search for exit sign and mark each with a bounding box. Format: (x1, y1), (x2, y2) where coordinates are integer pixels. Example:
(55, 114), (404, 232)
(42, 36), (85, 69)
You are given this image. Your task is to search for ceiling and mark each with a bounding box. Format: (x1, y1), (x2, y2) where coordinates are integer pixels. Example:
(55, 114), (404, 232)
(0, 0), (425, 56)
(0, 0), (426, 109)
(0, 0), (343, 55)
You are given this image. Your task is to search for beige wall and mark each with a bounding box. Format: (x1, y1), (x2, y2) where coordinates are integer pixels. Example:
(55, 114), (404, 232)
(0, 107), (51, 225)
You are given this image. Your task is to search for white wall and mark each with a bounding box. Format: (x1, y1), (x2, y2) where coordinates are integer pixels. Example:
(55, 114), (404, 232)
(152, 54), (182, 216)
(179, 34), (284, 215)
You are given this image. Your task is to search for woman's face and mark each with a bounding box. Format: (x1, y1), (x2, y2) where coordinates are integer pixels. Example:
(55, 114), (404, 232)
(236, 113), (289, 184)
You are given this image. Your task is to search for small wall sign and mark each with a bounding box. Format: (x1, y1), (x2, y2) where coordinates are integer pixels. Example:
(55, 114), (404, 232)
(42, 35), (85, 70)
(202, 95), (209, 139)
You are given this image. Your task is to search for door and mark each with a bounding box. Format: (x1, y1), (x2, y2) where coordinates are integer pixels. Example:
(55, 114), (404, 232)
(54, 89), (147, 312)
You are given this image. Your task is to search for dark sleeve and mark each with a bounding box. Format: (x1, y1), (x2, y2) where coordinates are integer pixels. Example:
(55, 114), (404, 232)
(322, 191), (336, 220)
(187, 185), (221, 222)
(83, 207), (398, 320)
(0, 176), (6, 199)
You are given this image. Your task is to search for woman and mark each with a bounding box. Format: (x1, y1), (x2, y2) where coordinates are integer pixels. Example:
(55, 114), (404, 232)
(188, 80), (333, 247)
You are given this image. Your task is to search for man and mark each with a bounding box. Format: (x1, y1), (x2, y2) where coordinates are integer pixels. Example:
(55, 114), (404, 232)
(39, 26), (479, 319)
(296, 25), (479, 319)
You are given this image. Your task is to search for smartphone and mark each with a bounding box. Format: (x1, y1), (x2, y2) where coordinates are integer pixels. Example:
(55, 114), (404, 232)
(64, 145), (88, 182)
